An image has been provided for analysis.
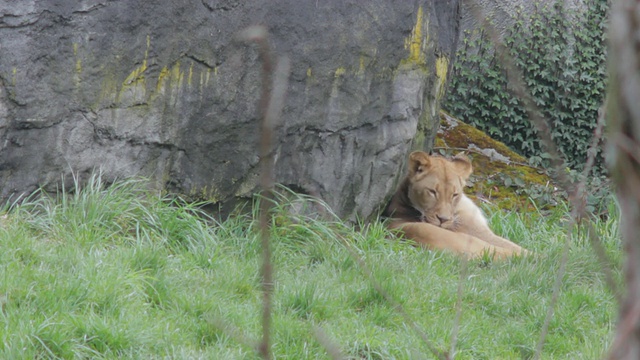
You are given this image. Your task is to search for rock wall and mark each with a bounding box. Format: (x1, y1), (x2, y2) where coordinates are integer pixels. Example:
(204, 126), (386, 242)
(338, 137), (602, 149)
(0, 0), (461, 220)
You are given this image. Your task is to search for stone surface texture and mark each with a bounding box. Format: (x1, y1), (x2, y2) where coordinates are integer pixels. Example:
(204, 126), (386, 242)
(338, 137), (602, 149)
(0, 0), (460, 220)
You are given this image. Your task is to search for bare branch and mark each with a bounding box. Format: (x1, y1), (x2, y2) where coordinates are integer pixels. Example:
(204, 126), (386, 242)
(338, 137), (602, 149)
(312, 325), (347, 360)
(209, 317), (257, 351)
(449, 258), (468, 358)
(465, 2), (616, 358)
(239, 25), (291, 360)
(613, 134), (640, 176)
(465, 2), (571, 191)
(336, 233), (449, 360)
(533, 230), (571, 360)
(608, 302), (640, 359)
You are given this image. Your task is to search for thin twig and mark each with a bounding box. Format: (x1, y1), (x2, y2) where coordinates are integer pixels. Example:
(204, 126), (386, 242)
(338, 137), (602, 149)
(533, 227), (572, 359)
(461, 12), (574, 358)
(570, 99), (621, 302)
(466, 2), (572, 191)
(572, 98), (608, 220)
(210, 317), (257, 351)
(583, 221), (620, 302)
(238, 25), (291, 360)
(312, 325), (347, 360)
(606, 33), (640, 350)
(465, 1), (615, 358)
(608, 301), (640, 359)
(336, 233), (448, 360)
(614, 133), (640, 172)
(449, 258), (468, 359)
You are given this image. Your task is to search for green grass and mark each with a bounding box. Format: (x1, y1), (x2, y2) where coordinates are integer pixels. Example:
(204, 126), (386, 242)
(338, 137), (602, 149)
(0, 175), (621, 359)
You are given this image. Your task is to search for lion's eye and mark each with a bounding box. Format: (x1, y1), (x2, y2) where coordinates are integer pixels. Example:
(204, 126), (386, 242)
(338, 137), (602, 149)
(452, 193), (459, 199)
(428, 189), (437, 197)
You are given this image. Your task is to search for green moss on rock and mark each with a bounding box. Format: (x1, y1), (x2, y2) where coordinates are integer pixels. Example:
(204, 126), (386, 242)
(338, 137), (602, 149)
(437, 111), (555, 211)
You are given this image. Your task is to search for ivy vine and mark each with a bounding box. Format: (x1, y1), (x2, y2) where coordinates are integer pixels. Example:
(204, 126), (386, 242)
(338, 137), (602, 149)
(444, 0), (609, 174)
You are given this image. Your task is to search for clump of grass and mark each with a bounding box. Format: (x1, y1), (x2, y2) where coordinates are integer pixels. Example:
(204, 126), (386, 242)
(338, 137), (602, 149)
(0, 175), (621, 358)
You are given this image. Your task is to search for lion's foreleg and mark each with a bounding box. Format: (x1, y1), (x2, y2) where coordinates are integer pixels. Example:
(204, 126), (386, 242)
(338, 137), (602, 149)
(455, 222), (528, 255)
(389, 220), (517, 259)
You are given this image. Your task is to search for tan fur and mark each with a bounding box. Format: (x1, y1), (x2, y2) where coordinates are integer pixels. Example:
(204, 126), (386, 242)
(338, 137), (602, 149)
(383, 151), (527, 259)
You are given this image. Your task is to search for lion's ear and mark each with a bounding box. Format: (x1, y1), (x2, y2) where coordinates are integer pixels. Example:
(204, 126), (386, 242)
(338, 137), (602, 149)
(408, 151), (431, 176)
(452, 152), (473, 179)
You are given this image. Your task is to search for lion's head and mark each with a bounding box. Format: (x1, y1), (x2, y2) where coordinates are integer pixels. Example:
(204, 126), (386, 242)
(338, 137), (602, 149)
(406, 151), (472, 230)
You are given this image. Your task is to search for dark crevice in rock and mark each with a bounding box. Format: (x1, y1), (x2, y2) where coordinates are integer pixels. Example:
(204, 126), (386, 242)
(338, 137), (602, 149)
(0, 14), (40, 29)
(291, 122), (376, 136)
(1, 97), (22, 111)
(184, 54), (216, 70)
(131, 139), (186, 153)
(201, 0), (240, 12)
(92, 126), (186, 153)
(72, 3), (107, 15)
(14, 118), (64, 130)
(124, 103), (150, 109)
(81, 111), (185, 153)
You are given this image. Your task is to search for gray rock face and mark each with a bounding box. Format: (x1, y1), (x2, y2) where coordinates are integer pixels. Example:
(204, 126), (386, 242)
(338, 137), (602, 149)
(0, 0), (460, 220)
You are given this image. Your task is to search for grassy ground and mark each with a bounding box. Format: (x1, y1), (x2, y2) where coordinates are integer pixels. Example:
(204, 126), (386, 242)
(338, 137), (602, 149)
(0, 175), (621, 359)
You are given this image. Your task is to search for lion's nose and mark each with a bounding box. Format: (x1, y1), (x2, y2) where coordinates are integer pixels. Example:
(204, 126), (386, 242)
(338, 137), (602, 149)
(436, 215), (450, 224)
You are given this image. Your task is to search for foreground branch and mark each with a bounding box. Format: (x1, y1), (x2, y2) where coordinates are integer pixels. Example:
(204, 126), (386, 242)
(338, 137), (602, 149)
(238, 25), (291, 360)
(607, 0), (640, 358)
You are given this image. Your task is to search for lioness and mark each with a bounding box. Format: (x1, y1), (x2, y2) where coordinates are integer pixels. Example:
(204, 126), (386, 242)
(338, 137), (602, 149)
(383, 151), (526, 259)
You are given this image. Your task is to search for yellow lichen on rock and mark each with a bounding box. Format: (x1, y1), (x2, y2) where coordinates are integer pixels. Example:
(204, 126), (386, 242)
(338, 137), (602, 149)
(435, 56), (449, 100)
(188, 184), (221, 204)
(117, 35), (151, 105)
(171, 61), (183, 89)
(123, 36), (150, 86)
(404, 6), (427, 65)
(73, 43), (82, 75)
(157, 66), (170, 93)
(188, 62), (194, 87)
(356, 56), (366, 77)
(156, 62), (184, 97)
